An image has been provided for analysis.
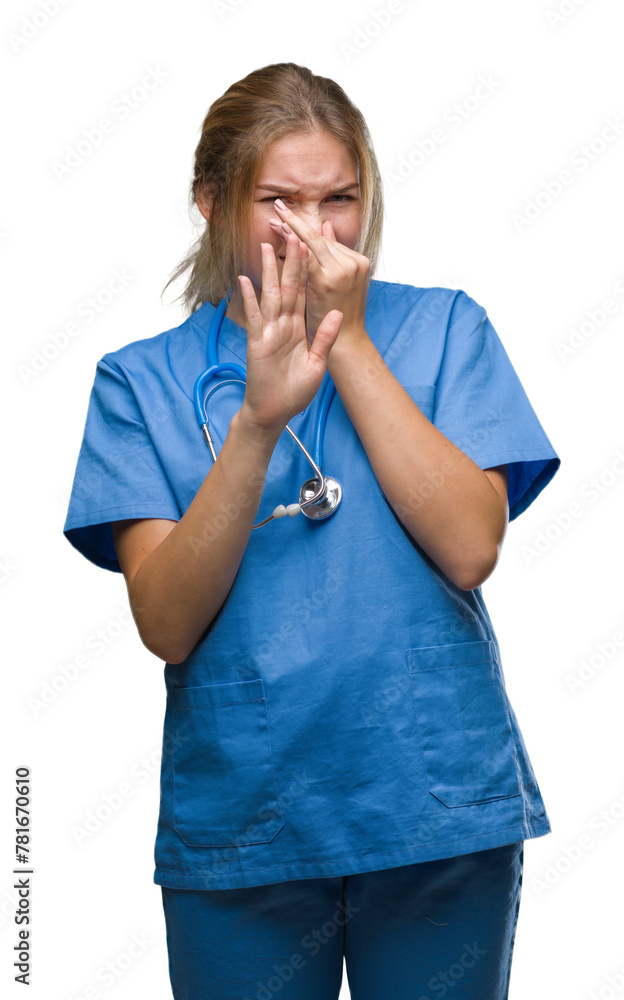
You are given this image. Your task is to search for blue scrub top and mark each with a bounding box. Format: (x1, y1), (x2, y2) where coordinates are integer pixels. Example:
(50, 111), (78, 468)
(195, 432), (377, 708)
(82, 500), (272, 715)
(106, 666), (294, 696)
(63, 280), (561, 891)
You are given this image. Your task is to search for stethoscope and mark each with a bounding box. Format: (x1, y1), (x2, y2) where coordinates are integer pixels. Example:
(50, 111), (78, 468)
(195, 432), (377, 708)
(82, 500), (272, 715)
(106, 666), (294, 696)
(193, 291), (342, 529)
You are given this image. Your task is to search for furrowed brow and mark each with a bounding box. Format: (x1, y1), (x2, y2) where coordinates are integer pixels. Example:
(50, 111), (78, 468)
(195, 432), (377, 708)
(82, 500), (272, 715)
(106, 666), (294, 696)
(255, 182), (360, 194)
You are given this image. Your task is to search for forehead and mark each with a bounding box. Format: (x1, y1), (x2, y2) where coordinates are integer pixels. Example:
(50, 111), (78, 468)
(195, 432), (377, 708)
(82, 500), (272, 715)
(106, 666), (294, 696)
(257, 131), (358, 187)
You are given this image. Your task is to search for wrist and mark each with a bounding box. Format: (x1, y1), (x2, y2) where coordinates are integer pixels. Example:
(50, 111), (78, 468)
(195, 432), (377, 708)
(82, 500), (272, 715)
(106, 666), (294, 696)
(232, 407), (284, 451)
(327, 327), (379, 375)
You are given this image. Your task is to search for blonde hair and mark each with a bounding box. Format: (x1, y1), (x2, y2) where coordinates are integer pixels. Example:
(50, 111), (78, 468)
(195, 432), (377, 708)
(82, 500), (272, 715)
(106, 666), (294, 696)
(162, 62), (384, 315)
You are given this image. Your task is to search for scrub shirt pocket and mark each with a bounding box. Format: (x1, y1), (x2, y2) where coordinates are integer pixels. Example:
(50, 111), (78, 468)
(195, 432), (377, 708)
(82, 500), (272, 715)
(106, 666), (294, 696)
(406, 640), (522, 807)
(170, 678), (284, 848)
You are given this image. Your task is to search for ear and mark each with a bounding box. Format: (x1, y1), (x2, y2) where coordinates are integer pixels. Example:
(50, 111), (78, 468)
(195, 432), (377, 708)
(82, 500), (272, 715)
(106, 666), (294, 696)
(195, 181), (214, 222)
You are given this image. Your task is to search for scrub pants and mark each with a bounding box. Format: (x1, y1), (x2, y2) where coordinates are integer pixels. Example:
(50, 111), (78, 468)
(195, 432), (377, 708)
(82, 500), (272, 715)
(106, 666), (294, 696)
(161, 840), (523, 1000)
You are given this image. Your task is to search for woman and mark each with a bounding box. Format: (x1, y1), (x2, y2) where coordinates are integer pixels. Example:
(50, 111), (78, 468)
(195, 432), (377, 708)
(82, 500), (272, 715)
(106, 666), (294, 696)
(64, 62), (560, 999)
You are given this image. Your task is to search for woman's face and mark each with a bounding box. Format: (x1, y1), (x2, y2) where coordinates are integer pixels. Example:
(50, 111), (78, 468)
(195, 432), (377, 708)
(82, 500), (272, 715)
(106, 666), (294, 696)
(229, 130), (362, 323)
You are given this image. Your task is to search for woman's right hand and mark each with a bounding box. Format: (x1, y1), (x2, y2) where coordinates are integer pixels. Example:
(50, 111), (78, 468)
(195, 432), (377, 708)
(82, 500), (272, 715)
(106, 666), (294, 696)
(237, 232), (343, 433)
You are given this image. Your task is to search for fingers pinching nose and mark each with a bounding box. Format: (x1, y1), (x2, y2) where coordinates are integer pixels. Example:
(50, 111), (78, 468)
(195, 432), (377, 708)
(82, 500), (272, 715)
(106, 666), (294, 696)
(269, 219), (293, 235)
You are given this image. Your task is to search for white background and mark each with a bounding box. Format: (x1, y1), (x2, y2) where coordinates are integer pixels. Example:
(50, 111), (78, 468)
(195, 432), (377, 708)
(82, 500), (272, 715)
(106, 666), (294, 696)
(2, 0), (623, 997)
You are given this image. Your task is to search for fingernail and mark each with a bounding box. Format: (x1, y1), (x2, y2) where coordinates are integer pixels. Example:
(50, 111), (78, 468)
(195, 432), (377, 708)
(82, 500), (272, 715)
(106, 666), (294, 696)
(274, 198), (287, 210)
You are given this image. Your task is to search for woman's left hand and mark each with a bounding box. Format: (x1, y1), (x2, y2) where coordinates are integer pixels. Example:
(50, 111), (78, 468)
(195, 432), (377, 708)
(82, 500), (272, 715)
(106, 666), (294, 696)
(269, 200), (371, 347)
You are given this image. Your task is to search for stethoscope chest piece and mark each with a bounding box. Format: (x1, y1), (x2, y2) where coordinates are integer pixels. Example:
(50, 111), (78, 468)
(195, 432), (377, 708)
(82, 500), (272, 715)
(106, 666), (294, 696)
(299, 476), (342, 520)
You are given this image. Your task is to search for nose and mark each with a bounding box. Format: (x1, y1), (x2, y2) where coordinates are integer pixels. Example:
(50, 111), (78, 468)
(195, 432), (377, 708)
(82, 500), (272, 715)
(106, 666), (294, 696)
(299, 207), (324, 233)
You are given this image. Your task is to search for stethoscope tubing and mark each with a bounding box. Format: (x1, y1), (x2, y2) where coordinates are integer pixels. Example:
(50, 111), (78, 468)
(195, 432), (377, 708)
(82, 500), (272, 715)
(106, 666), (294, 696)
(193, 293), (339, 527)
(203, 292), (335, 469)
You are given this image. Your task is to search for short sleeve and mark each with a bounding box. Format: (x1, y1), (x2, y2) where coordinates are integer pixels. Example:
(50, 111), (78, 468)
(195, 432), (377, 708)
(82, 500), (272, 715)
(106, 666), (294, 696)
(63, 358), (181, 572)
(433, 291), (561, 521)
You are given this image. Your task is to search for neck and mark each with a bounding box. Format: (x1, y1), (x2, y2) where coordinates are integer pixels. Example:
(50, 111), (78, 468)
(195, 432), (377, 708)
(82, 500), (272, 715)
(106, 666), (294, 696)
(224, 293), (246, 330)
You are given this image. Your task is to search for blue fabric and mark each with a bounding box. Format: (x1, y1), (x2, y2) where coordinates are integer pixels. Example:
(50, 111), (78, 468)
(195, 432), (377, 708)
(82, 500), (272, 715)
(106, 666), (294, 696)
(62, 281), (561, 891)
(161, 841), (523, 1000)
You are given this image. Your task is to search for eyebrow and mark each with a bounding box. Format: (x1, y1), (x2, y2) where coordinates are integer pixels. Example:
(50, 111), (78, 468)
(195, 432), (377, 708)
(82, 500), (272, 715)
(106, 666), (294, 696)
(255, 182), (360, 194)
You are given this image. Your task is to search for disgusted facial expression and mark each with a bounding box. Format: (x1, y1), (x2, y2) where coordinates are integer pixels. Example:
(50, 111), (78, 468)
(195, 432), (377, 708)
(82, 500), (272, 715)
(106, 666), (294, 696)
(227, 129), (362, 325)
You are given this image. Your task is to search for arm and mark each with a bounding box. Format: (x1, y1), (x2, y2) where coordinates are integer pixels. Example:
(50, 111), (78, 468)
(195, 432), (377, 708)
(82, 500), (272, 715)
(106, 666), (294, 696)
(112, 234), (342, 664)
(269, 200), (509, 592)
(112, 412), (282, 664)
(327, 333), (509, 591)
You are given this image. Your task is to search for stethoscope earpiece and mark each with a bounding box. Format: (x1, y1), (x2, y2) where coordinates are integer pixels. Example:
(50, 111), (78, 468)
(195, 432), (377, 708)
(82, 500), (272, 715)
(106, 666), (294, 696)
(193, 294), (342, 530)
(271, 504), (301, 519)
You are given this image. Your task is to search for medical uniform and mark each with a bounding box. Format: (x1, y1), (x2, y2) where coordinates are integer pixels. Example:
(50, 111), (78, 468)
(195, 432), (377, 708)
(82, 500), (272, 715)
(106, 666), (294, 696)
(63, 280), (560, 898)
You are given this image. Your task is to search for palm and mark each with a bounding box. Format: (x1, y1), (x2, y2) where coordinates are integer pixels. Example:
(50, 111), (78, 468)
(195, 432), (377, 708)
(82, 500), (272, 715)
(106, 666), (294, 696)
(245, 314), (322, 422)
(238, 237), (342, 431)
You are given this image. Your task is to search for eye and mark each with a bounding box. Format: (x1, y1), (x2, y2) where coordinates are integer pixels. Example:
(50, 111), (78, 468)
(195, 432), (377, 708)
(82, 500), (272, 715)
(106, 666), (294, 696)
(260, 194), (356, 203)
